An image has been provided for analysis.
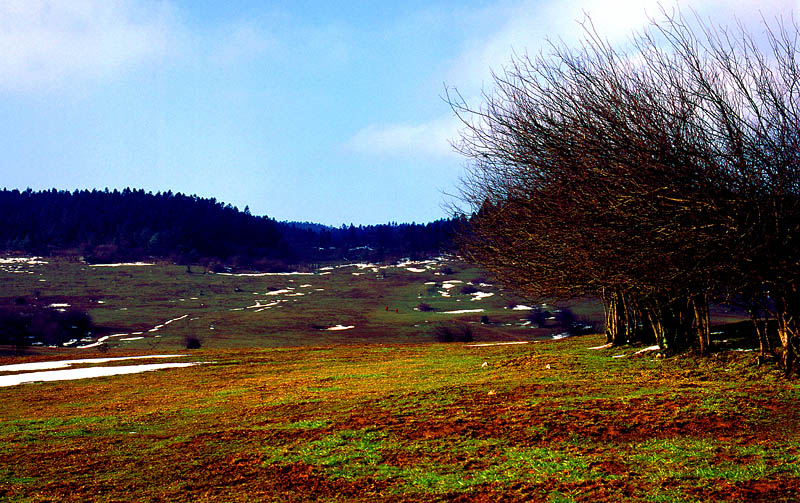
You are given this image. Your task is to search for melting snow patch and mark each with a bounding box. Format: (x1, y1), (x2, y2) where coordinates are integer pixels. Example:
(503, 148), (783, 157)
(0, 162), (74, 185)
(551, 333), (571, 340)
(0, 257), (48, 265)
(405, 268), (427, 273)
(0, 362), (197, 387)
(300, 284), (312, 288)
(120, 337), (144, 341)
(0, 355), (187, 373)
(47, 303), (70, 308)
(466, 341), (530, 347)
(634, 345), (660, 354)
(326, 325), (355, 331)
(265, 289), (291, 295)
(247, 301), (280, 309)
(438, 309), (485, 314)
(89, 262), (154, 267)
(217, 271), (313, 276)
(612, 354), (626, 358)
(511, 305), (534, 310)
(470, 292), (494, 301)
(588, 343), (614, 350)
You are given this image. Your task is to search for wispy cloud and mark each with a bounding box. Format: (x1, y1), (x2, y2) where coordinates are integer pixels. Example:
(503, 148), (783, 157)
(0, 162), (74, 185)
(346, 115), (462, 159)
(0, 0), (179, 93)
(347, 0), (800, 160)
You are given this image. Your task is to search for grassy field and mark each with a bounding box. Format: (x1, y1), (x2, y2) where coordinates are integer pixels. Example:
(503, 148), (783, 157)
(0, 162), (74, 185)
(0, 257), (798, 502)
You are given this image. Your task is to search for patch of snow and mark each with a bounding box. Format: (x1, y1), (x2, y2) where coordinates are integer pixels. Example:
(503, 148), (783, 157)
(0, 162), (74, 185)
(299, 284), (312, 288)
(265, 289), (291, 296)
(634, 345), (661, 354)
(0, 355), (187, 373)
(163, 315), (188, 325)
(247, 301), (280, 309)
(0, 257), (48, 265)
(89, 262), (153, 267)
(441, 281), (462, 287)
(47, 303), (71, 308)
(612, 354), (626, 358)
(588, 343), (614, 350)
(0, 362), (197, 387)
(352, 272), (363, 276)
(438, 309), (485, 314)
(466, 341), (530, 347)
(120, 337), (144, 341)
(511, 305), (534, 310)
(551, 333), (571, 340)
(217, 271), (313, 276)
(405, 267), (427, 273)
(470, 292), (494, 301)
(326, 325), (355, 331)
(424, 281), (436, 285)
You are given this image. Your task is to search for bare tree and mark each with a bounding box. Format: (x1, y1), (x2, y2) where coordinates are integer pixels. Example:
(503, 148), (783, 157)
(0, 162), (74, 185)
(451, 11), (800, 372)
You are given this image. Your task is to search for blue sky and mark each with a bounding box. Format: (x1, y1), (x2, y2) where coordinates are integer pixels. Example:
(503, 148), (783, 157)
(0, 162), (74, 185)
(0, 0), (796, 225)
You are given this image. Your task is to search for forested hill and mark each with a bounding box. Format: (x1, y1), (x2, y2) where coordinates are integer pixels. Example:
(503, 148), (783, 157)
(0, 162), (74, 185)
(0, 188), (456, 267)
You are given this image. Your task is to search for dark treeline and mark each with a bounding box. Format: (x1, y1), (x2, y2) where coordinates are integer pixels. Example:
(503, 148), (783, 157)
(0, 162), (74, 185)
(0, 188), (456, 267)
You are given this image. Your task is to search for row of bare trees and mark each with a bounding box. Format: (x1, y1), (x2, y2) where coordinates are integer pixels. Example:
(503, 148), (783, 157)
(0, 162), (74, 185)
(450, 11), (800, 374)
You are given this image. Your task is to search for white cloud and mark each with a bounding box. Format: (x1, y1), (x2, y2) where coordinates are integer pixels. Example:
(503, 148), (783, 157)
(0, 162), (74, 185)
(346, 115), (462, 159)
(447, 0), (800, 95)
(348, 0), (800, 160)
(0, 0), (179, 93)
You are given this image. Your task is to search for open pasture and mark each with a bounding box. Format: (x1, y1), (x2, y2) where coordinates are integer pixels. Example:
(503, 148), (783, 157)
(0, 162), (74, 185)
(0, 256), (598, 351)
(1, 256), (797, 502)
(0, 336), (798, 501)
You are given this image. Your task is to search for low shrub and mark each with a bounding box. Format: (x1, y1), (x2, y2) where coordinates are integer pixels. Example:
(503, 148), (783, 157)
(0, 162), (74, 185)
(528, 308), (550, 328)
(0, 306), (93, 347)
(184, 335), (202, 349)
(460, 284), (478, 295)
(432, 323), (473, 343)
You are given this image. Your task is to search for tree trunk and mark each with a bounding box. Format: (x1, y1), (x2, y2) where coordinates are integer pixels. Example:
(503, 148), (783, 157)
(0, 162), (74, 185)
(692, 294), (711, 356)
(774, 290), (798, 376)
(604, 287), (638, 346)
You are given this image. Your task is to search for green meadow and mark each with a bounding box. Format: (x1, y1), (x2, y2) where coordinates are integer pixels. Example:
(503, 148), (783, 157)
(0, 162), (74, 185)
(0, 257), (797, 501)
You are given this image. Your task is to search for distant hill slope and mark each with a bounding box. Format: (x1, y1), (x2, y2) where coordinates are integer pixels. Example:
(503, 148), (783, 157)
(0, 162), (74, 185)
(0, 188), (456, 266)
